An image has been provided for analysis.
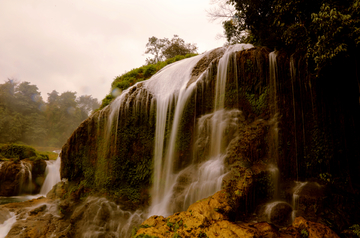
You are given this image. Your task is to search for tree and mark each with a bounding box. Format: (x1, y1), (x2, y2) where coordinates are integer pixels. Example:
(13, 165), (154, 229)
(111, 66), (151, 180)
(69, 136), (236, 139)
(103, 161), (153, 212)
(77, 95), (100, 116)
(211, 0), (360, 72)
(144, 35), (198, 64)
(145, 36), (168, 64)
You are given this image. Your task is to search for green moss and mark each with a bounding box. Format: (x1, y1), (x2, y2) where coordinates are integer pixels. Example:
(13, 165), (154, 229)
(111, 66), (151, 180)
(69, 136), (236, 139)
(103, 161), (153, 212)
(99, 54), (198, 110)
(245, 87), (269, 115)
(0, 143), (52, 162)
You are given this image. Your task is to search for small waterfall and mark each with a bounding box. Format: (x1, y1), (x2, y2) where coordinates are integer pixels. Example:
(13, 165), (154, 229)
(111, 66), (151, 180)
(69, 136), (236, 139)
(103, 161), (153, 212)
(267, 52), (281, 199)
(40, 154), (61, 195)
(263, 201), (292, 226)
(0, 212), (16, 238)
(290, 57), (299, 180)
(268, 164), (279, 199)
(291, 181), (307, 220)
(182, 155), (227, 209)
(75, 197), (145, 238)
(17, 161), (32, 195)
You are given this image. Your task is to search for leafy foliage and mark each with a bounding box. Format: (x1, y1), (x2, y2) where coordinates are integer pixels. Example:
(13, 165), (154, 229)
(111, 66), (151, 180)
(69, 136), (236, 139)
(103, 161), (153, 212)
(216, 0), (360, 72)
(145, 35), (197, 64)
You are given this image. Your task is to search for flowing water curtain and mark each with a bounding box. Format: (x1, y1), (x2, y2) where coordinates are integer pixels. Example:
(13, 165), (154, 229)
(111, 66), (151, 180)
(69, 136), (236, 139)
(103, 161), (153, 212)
(40, 154), (61, 195)
(146, 44), (253, 217)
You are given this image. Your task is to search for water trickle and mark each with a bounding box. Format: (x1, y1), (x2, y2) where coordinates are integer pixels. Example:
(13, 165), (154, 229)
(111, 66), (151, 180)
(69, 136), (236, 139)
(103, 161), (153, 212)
(269, 52), (279, 167)
(17, 161), (32, 195)
(290, 57), (299, 181)
(0, 212), (16, 238)
(40, 153), (61, 195)
(291, 181), (308, 221)
(263, 201), (292, 226)
(268, 164), (279, 199)
(292, 181), (307, 210)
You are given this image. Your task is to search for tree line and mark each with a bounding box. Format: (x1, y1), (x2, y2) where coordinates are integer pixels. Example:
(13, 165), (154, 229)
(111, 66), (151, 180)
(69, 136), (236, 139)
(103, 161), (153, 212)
(210, 0), (360, 73)
(0, 79), (99, 147)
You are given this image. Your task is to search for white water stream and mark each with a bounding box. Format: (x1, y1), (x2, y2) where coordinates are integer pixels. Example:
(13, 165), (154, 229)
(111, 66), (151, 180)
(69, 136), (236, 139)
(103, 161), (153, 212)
(0, 152), (62, 237)
(40, 154), (61, 195)
(0, 212), (16, 238)
(147, 44), (253, 217)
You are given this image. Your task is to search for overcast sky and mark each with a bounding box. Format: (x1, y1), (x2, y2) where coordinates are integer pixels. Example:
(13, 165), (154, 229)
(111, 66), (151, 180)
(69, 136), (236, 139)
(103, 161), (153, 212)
(0, 0), (226, 102)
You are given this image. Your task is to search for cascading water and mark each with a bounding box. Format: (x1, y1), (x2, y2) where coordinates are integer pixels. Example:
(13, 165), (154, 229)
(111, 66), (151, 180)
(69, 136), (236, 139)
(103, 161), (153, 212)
(74, 197), (145, 238)
(147, 44), (253, 217)
(40, 153), (61, 195)
(291, 181), (307, 220)
(268, 164), (279, 199)
(0, 212), (16, 238)
(17, 161), (32, 195)
(290, 56), (299, 181)
(146, 53), (207, 216)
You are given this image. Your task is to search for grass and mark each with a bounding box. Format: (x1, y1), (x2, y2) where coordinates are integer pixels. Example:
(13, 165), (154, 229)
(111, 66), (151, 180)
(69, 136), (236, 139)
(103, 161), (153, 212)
(32, 146), (60, 160)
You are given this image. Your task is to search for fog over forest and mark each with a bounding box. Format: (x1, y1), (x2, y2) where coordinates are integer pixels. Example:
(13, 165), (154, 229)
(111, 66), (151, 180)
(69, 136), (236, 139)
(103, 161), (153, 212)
(0, 79), (99, 147)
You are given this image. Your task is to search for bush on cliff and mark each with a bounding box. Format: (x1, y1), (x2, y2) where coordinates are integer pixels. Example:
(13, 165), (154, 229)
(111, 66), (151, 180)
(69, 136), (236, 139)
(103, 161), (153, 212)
(99, 53), (197, 110)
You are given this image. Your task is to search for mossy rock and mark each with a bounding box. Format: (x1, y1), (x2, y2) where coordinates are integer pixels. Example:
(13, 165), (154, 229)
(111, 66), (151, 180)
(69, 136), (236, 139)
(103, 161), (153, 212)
(0, 144), (37, 160)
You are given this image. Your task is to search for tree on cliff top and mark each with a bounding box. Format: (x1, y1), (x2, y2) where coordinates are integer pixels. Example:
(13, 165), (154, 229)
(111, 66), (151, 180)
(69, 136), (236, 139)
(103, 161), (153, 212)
(145, 35), (198, 64)
(211, 0), (360, 72)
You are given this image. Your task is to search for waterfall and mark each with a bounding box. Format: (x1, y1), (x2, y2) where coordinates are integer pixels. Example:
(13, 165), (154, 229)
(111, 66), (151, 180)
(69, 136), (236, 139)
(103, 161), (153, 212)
(40, 153), (61, 195)
(268, 164), (279, 199)
(146, 53), (206, 216)
(17, 161), (32, 195)
(290, 56), (299, 181)
(147, 44), (253, 217)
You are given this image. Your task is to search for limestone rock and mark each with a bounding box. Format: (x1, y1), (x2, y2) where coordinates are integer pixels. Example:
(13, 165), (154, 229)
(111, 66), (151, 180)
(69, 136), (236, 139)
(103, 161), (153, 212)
(0, 207), (11, 224)
(0, 159), (46, 196)
(292, 216), (339, 238)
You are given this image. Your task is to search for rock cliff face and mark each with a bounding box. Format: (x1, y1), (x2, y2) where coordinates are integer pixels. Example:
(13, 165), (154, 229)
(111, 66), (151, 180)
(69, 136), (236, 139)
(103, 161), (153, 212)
(58, 45), (360, 237)
(0, 159), (47, 196)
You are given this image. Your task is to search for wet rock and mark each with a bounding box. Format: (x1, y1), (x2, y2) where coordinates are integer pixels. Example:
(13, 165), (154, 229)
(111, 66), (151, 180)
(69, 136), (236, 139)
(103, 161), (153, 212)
(284, 181), (324, 222)
(29, 204), (47, 216)
(0, 159), (47, 196)
(46, 180), (67, 199)
(291, 216), (339, 238)
(0, 207), (11, 224)
(259, 202), (293, 227)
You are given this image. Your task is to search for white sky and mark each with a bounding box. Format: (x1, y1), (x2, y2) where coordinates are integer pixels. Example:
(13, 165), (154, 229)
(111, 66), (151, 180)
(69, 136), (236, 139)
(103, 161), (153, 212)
(0, 0), (226, 102)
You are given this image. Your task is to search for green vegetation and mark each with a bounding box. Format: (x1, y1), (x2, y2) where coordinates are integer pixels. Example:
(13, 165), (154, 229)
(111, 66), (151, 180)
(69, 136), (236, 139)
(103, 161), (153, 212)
(245, 88), (269, 115)
(213, 0), (360, 73)
(0, 143), (51, 161)
(301, 228), (309, 238)
(0, 79), (100, 147)
(133, 234), (158, 238)
(145, 35), (198, 64)
(99, 53), (197, 109)
(350, 224), (360, 237)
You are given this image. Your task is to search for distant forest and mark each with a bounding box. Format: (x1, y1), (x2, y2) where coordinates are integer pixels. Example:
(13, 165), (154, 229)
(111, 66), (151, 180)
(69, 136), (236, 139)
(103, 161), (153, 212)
(0, 79), (100, 147)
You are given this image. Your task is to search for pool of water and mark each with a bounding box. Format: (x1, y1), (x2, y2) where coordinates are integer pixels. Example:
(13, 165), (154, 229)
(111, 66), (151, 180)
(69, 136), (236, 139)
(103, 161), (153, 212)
(0, 195), (43, 206)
